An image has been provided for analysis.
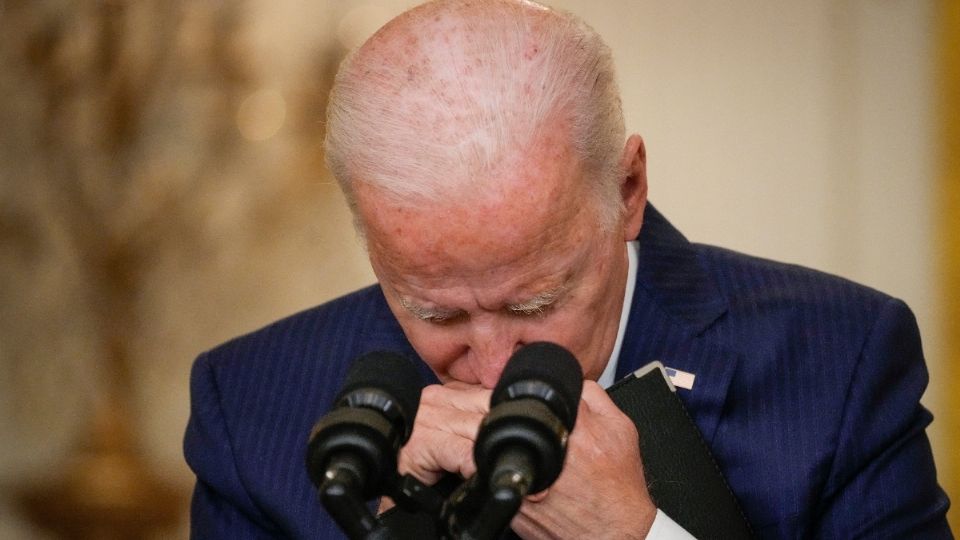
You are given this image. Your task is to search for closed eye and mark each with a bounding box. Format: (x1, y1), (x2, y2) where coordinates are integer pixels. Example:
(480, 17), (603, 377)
(506, 285), (566, 318)
(398, 295), (466, 325)
(507, 304), (550, 318)
(422, 310), (467, 325)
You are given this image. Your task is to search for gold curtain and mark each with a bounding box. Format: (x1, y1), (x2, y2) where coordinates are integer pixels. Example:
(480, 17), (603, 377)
(939, 0), (960, 532)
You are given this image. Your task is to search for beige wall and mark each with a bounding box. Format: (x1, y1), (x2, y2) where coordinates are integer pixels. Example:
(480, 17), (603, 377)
(0, 1), (949, 537)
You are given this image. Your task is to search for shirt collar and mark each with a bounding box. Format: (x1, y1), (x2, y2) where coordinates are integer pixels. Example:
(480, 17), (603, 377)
(597, 240), (638, 389)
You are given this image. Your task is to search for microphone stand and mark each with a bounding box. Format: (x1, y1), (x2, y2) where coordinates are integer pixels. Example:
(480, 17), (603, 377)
(321, 460), (454, 540)
(319, 453), (394, 540)
(440, 447), (533, 540)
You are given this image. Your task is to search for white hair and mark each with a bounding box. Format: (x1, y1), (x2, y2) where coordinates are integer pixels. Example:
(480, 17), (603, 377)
(324, 0), (626, 229)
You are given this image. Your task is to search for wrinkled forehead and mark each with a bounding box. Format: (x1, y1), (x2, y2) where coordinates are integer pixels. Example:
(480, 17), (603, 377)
(355, 117), (583, 217)
(355, 147), (598, 280)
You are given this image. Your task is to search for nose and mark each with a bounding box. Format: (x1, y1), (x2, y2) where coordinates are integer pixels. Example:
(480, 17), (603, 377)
(467, 316), (524, 388)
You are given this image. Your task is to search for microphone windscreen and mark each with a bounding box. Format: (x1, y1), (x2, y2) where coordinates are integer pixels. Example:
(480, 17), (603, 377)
(490, 342), (584, 429)
(337, 350), (425, 424)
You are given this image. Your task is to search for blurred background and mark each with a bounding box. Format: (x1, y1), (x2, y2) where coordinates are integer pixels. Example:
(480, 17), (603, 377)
(0, 0), (956, 537)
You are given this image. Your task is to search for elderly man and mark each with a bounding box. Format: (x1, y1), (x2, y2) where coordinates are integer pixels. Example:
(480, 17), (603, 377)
(184, 0), (951, 538)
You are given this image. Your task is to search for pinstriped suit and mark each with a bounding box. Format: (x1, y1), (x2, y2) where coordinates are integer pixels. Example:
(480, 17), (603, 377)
(184, 205), (951, 538)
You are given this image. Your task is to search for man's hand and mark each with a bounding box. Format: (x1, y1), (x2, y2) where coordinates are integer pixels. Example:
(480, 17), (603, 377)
(378, 380), (491, 515)
(511, 381), (657, 539)
(385, 380), (657, 539)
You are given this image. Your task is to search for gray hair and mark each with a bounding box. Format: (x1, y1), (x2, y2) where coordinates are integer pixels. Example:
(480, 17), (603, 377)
(324, 0), (626, 229)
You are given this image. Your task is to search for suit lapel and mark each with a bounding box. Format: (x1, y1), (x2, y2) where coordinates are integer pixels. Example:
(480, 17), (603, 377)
(616, 205), (740, 444)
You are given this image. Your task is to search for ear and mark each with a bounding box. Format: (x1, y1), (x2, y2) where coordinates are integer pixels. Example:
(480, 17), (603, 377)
(619, 134), (648, 241)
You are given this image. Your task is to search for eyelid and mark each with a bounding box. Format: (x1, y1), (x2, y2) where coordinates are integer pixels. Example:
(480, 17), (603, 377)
(412, 306), (467, 325)
(507, 304), (550, 317)
(506, 285), (567, 316)
(424, 311), (466, 325)
(398, 295), (465, 323)
(398, 284), (566, 322)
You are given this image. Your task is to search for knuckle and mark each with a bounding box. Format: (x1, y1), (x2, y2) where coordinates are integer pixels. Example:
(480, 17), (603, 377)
(420, 384), (443, 402)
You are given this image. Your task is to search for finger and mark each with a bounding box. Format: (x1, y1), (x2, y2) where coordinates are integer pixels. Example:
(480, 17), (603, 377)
(571, 382), (638, 454)
(579, 380), (623, 418)
(415, 383), (490, 441)
(377, 496), (395, 515)
(421, 383), (491, 413)
(398, 427), (476, 483)
(394, 383), (492, 485)
(526, 488), (549, 503)
(414, 401), (486, 440)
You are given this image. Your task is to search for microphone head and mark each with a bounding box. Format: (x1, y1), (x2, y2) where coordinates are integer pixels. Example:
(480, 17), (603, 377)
(306, 351), (424, 497)
(490, 342), (584, 430)
(337, 350), (425, 431)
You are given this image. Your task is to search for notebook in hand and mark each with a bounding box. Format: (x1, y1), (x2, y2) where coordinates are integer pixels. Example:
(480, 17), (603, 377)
(607, 361), (752, 539)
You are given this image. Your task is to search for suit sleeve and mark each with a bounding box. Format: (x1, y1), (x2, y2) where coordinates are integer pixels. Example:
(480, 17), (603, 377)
(183, 352), (280, 538)
(815, 298), (951, 537)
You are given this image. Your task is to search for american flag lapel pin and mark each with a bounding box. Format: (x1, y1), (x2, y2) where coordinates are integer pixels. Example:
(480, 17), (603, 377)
(664, 367), (696, 390)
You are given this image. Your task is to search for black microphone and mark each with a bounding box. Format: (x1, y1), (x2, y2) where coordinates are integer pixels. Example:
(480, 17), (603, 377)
(306, 351), (425, 539)
(443, 342), (584, 539)
(477, 341), (583, 495)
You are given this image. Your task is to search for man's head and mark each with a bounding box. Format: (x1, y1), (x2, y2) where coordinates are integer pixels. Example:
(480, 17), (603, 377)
(325, 0), (648, 387)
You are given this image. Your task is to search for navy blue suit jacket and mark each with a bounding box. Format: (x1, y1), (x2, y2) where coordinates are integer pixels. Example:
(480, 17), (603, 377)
(184, 206), (951, 538)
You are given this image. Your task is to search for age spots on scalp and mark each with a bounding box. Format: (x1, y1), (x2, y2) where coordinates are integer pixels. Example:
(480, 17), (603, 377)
(523, 42), (540, 61)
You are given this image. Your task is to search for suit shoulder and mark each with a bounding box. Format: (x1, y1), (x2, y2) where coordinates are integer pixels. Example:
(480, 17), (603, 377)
(694, 243), (897, 314)
(185, 284), (406, 538)
(693, 243), (916, 378)
(198, 284), (392, 373)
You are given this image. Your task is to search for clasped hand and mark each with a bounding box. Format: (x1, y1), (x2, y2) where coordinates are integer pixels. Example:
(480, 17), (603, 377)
(382, 381), (657, 539)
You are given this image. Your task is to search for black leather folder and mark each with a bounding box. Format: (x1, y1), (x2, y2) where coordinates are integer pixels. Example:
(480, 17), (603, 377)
(607, 361), (752, 539)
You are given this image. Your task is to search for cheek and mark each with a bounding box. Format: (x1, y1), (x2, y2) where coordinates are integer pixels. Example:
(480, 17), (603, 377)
(539, 301), (610, 378)
(539, 311), (592, 353)
(399, 324), (466, 379)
